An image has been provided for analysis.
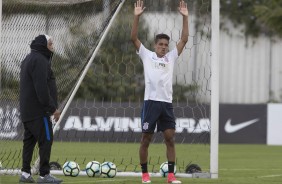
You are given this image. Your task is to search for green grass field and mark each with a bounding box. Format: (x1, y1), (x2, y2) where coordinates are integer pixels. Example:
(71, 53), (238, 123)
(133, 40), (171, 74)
(1, 142), (282, 183)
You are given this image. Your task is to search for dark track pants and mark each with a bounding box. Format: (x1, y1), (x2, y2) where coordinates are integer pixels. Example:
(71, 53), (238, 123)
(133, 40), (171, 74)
(22, 116), (53, 176)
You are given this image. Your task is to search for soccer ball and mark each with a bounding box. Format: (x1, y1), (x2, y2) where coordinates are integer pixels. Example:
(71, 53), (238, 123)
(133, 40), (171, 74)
(101, 161), (117, 178)
(85, 161), (101, 177)
(159, 161), (176, 177)
(63, 161), (80, 177)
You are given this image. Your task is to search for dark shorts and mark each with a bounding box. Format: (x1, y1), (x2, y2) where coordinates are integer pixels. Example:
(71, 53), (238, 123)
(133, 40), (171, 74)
(141, 100), (176, 133)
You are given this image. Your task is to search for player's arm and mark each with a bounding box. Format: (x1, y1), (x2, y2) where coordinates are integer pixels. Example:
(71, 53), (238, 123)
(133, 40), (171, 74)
(176, 0), (189, 56)
(131, 0), (145, 51)
(48, 70), (61, 122)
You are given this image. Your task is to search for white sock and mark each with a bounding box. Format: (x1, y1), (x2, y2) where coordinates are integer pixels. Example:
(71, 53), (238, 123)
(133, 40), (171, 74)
(40, 173), (49, 178)
(22, 171), (30, 178)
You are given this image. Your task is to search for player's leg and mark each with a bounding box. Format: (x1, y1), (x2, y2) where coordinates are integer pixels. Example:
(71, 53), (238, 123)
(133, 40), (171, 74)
(163, 129), (176, 163)
(140, 132), (153, 179)
(140, 100), (160, 164)
(20, 121), (37, 183)
(159, 102), (181, 184)
(140, 100), (161, 183)
(32, 117), (62, 183)
(140, 133), (153, 183)
(163, 129), (181, 183)
(139, 133), (153, 165)
(163, 129), (177, 178)
(37, 117), (53, 177)
(159, 102), (177, 162)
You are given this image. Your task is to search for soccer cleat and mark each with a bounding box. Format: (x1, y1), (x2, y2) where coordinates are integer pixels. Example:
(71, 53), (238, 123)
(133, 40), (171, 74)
(167, 173), (182, 184)
(19, 175), (35, 183)
(37, 174), (63, 183)
(142, 172), (151, 183)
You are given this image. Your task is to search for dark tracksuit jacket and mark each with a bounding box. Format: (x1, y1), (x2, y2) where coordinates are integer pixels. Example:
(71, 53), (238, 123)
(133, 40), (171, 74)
(19, 35), (58, 176)
(20, 37), (58, 122)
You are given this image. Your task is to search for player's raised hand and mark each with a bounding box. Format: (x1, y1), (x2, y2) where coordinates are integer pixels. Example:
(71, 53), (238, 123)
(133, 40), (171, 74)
(134, 0), (145, 16)
(178, 0), (188, 17)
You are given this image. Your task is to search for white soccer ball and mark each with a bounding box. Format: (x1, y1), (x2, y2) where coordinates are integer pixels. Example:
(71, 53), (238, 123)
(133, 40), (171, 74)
(159, 161), (176, 177)
(63, 161), (80, 177)
(85, 161), (101, 177)
(101, 161), (117, 178)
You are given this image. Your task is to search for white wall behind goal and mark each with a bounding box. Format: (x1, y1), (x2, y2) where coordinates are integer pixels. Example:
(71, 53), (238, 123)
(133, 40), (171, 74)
(219, 21), (282, 104)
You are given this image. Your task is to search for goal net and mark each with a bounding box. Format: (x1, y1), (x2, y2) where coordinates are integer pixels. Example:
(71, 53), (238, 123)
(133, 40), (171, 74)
(0, 0), (216, 178)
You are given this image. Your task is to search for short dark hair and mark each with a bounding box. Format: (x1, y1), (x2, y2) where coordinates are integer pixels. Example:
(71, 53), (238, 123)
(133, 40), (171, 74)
(154, 33), (170, 43)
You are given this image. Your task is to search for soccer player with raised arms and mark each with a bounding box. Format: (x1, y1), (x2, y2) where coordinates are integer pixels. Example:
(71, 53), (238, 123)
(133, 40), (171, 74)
(131, 0), (189, 183)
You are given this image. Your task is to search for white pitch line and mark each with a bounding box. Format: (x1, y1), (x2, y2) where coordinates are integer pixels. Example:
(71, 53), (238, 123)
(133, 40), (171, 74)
(220, 168), (282, 171)
(258, 174), (282, 178)
(62, 179), (129, 183)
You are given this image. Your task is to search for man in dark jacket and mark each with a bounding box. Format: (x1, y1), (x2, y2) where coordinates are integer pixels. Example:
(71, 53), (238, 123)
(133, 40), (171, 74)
(19, 34), (62, 183)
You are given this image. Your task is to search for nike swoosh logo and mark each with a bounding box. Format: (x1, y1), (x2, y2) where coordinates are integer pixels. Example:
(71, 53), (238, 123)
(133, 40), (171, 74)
(224, 118), (259, 133)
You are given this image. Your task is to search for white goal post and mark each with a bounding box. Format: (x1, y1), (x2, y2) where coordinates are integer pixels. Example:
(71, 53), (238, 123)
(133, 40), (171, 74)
(210, 0), (219, 179)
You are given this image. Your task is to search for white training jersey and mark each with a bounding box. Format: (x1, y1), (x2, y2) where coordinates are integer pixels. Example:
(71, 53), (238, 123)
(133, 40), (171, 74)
(137, 44), (178, 103)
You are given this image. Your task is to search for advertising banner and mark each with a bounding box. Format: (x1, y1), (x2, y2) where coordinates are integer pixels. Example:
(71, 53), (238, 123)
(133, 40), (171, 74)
(0, 101), (269, 144)
(55, 102), (210, 143)
(219, 104), (267, 144)
(267, 104), (282, 145)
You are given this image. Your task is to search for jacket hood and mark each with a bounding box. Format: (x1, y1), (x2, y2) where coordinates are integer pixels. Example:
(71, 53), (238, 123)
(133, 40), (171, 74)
(30, 34), (53, 59)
